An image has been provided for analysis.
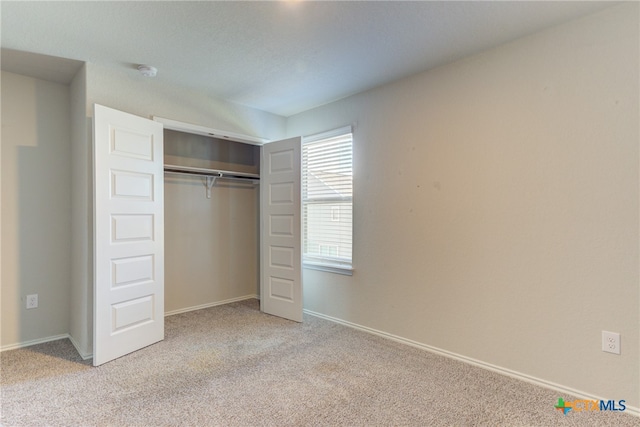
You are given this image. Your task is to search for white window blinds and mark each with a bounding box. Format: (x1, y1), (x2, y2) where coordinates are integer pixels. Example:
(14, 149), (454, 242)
(302, 126), (353, 271)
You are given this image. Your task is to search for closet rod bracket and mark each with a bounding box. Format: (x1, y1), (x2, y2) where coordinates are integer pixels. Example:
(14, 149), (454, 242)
(204, 172), (223, 199)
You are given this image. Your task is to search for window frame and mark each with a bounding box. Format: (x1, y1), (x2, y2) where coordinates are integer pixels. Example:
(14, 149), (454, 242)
(302, 125), (354, 276)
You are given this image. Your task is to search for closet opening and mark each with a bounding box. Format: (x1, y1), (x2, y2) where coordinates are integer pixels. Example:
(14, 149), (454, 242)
(162, 129), (261, 316)
(92, 107), (301, 365)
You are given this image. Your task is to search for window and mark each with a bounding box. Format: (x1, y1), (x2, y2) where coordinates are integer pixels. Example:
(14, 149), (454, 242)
(302, 126), (353, 274)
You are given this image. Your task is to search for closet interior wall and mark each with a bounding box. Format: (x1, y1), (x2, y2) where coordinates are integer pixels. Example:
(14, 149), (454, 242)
(163, 129), (260, 314)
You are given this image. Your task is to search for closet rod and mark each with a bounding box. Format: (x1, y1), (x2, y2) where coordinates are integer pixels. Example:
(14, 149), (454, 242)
(164, 164), (260, 182)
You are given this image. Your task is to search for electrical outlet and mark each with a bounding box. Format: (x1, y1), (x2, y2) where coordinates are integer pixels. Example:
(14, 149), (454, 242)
(26, 294), (38, 309)
(602, 331), (620, 355)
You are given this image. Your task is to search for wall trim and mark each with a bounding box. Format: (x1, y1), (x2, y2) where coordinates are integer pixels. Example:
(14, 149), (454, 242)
(0, 334), (71, 353)
(153, 116), (268, 145)
(303, 308), (639, 417)
(164, 294), (259, 317)
(68, 334), (93, 360)
(1, 296), (260, 358)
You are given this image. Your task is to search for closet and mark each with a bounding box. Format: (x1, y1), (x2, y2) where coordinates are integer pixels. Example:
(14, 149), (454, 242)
(92, 104), (301, 366)
(163, 129), (261, 315)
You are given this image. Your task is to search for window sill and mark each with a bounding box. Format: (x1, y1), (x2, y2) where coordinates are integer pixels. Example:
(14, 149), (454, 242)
(303, 262), (353, 276)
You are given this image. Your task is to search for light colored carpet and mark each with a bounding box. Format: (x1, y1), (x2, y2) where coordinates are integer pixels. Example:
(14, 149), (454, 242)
(1, 299), (638, 426)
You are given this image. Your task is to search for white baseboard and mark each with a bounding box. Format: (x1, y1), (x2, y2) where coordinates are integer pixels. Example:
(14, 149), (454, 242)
(68, 334), (93, 360)
(0, 334), (71, 353)
(0, 296), (259, 359)
(303, 309), (639, 418)
(164, 294), (259, 317)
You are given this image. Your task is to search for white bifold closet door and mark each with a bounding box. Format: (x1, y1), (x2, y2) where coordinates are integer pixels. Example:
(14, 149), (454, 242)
(260, 137), (303, 322)
(93, 104), (165, 366)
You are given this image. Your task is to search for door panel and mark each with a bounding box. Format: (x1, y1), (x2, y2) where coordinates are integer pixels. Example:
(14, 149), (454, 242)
(93, 104), (164, 366)
(260, 137), (302, 322)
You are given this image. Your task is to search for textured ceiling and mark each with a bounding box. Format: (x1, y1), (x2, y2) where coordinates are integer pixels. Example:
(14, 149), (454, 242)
(1, 1), (615, 117)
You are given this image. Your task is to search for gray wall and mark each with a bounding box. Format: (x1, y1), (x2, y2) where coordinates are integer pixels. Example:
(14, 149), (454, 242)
(287, 3), (639, 408)
(84, 62), (286, 141)
(1, 71), (72, 348)
(69, 64), (92, 356)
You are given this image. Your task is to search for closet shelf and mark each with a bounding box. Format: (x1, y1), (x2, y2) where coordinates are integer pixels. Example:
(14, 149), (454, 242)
(164, 164), (260, 181)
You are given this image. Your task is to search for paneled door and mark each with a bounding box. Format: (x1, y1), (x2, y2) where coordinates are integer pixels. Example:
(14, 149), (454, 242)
(260, 137), (303, 322)
(93, 104), (165, 366)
